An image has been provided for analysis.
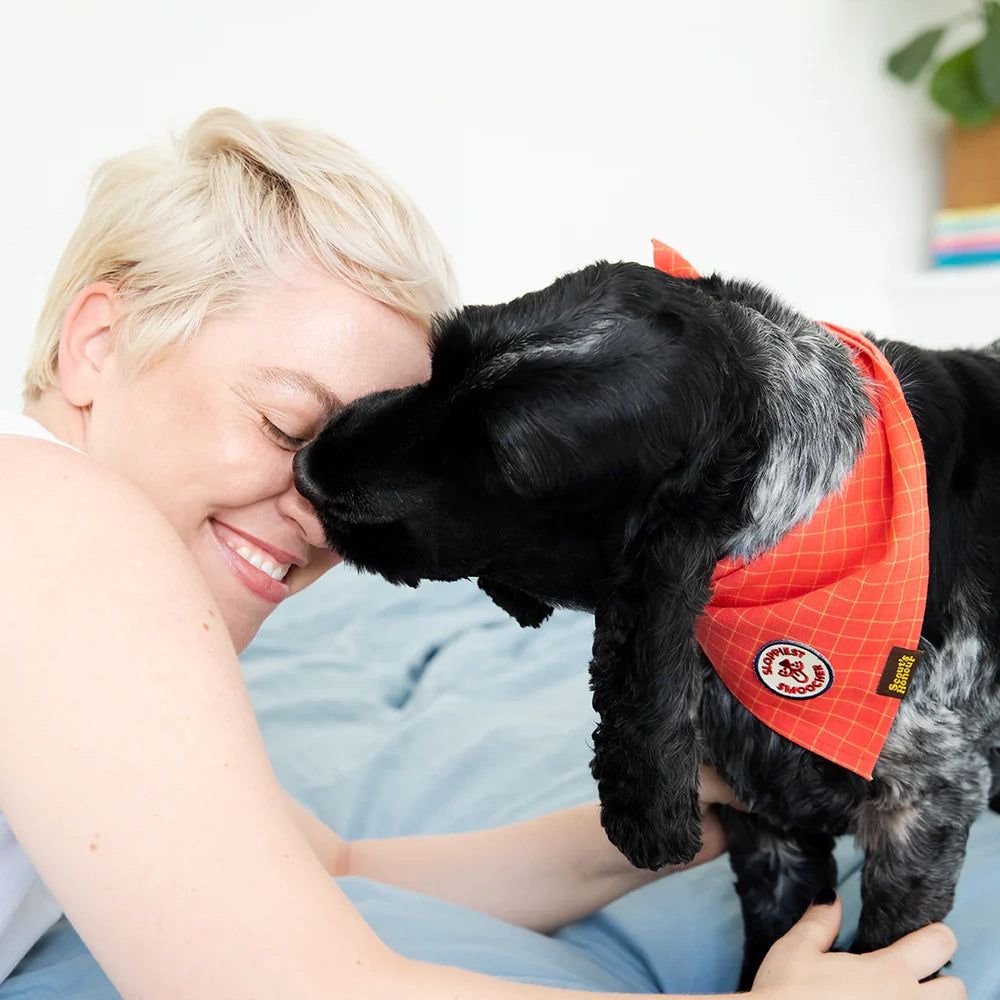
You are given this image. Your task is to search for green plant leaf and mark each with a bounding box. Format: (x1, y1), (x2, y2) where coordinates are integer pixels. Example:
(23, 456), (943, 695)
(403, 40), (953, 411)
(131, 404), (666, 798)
(975, 1), (1000, 103)
(930, 44), (997, 125)
(887, 26), (947, 82)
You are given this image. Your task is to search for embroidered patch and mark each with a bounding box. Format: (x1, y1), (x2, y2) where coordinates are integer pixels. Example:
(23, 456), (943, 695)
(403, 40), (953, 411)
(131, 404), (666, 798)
(876, 646), (924, 699)
(754, 641), (834, 700)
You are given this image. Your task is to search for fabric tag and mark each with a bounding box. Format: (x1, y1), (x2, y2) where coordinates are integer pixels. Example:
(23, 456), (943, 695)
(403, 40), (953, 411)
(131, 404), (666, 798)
(876, 647), (924, 699)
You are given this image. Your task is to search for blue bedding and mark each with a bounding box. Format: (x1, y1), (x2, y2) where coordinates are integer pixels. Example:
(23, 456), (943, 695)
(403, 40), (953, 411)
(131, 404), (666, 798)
(3, 566), (999, 997)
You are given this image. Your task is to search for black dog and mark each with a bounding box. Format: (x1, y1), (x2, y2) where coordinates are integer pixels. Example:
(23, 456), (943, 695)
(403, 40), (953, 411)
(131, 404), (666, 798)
(294, 261), (1000, 987)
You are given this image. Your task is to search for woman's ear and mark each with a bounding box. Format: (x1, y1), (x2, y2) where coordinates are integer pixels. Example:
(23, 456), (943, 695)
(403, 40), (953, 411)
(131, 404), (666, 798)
(56, 282), (123, 407)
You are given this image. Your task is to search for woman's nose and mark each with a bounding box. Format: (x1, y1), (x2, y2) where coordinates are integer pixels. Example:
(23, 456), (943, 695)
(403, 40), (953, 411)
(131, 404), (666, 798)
(277, 477), (330, 550)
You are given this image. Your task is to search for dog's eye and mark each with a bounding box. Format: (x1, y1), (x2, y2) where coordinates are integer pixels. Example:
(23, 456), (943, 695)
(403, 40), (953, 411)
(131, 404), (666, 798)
(260, 416), (310, 451)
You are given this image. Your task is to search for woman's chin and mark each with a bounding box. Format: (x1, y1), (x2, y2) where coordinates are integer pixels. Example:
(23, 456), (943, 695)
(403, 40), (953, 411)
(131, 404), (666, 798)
(228, 611), (266, 654)
(204, 593), (266, 654)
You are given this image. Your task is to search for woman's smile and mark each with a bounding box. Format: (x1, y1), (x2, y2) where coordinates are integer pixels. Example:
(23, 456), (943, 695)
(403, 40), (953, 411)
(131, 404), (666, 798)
(211, 519), (295, 603)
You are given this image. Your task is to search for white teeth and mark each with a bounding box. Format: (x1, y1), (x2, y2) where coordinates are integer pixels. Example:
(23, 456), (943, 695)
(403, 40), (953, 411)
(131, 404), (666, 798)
(231, 542), (291, 582)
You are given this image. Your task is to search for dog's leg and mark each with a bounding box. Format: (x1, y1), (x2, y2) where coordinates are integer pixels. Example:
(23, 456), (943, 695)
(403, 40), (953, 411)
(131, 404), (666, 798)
(720, 807), (837, 991)
(851, 755), (991, 956)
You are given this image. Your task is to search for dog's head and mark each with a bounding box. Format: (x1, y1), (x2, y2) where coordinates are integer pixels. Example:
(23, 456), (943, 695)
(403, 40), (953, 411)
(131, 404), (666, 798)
(295, 261), (754, 623)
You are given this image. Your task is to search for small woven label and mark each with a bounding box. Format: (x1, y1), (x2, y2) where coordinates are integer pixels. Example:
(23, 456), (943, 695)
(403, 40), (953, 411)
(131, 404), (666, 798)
(876, 647), (924, 699)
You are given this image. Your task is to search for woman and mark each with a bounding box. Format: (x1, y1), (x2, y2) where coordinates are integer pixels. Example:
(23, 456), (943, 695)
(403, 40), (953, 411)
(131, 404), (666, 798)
(0, 108), (962, 999)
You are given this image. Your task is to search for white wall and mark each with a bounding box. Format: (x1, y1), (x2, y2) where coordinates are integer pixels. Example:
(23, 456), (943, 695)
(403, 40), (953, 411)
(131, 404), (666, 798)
(0, 0), (968, 409)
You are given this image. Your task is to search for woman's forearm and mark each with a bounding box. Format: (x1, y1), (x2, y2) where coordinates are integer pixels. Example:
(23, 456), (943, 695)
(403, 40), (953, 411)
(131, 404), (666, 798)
(345, 802), (727, 933)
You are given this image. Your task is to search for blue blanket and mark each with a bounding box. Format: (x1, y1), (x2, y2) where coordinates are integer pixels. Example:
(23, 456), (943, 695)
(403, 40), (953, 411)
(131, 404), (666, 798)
(4, 566), (999, 997)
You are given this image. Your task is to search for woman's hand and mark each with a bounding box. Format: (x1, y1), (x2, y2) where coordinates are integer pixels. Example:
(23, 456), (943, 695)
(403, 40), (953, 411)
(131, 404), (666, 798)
(692, 765), (740, 865)
(751, 893), (965, 1000)
(697, 764), (741, 810)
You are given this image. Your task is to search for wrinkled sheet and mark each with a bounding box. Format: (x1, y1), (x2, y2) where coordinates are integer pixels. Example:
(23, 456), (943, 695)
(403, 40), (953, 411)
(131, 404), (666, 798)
(4, 566), (999, 997)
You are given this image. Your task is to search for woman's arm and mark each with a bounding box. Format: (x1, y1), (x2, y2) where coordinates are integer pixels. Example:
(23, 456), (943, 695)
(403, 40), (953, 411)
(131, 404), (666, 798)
(0, 438), (397, 999)
(292, 796), (726, 933)
(353, 802), (727, 932)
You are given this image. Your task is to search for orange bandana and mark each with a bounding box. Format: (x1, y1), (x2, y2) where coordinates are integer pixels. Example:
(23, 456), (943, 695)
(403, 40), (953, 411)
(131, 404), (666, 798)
(652, 239), (930, 779)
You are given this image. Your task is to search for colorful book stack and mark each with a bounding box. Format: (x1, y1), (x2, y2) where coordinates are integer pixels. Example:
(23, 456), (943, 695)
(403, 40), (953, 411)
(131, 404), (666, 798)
(932, 203), (1000, 267)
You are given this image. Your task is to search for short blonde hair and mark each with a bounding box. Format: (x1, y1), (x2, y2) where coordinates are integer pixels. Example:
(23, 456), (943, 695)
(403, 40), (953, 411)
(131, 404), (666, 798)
(24, 107), (458, 400)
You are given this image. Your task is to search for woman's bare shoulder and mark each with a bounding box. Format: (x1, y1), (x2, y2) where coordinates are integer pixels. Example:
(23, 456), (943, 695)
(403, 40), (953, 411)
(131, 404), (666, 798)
(1, 432), (173, 530)
(0, 432), (206, 603)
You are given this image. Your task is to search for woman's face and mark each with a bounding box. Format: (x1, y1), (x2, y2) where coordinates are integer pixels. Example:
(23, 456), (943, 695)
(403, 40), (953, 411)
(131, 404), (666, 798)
(83, 261), (432, 651)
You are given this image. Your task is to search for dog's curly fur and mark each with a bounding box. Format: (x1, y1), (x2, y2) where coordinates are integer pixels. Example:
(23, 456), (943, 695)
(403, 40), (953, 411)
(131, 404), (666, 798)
(295, 261), (1000, 987)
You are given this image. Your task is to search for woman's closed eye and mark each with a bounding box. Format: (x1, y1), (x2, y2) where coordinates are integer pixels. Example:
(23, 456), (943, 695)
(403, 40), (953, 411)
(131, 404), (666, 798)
(260, 415), (312, 451)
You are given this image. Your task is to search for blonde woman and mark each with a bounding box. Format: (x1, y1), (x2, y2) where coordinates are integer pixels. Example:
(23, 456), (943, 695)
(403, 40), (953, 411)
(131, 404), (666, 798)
(0, 109), (962, 1000)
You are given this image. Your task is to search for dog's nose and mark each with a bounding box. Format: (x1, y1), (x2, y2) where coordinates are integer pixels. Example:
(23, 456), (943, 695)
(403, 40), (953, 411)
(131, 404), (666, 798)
(292, 447), (326, 508)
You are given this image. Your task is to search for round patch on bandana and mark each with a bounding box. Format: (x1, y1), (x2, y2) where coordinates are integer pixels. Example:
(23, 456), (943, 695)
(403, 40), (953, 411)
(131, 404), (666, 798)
(754, 641), (834, 700)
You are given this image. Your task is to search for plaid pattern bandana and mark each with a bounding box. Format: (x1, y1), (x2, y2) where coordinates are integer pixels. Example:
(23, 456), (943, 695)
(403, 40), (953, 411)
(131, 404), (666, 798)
(652, 239), (929, 779)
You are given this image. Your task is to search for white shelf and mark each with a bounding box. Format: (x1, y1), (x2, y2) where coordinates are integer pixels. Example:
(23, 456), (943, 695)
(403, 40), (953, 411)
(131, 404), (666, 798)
(888, 263), (1000, 349)
(892, 263), (1000, 293)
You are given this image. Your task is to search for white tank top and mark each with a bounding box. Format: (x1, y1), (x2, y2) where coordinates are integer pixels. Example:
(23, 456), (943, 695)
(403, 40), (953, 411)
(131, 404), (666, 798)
(0, 412), (68, 981)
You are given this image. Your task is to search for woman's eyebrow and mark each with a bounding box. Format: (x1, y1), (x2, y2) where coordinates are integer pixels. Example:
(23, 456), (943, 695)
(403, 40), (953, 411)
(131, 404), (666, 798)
(248, 365), (344, 412)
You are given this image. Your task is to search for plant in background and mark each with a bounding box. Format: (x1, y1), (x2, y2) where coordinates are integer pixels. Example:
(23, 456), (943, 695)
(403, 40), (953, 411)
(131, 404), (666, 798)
(888, 2), (1000, 125)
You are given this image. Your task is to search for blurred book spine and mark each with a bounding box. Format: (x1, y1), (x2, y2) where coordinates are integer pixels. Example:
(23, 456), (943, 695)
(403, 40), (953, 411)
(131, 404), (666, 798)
(932, 203), (1000, 267)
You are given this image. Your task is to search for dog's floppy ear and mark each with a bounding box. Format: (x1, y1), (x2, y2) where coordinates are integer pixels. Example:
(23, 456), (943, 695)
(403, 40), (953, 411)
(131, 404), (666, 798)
(485, 362), (689, 499)
(588, 502), (718, 869)
(481, 298), (724, 499)
(478, 576), (554, 628)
